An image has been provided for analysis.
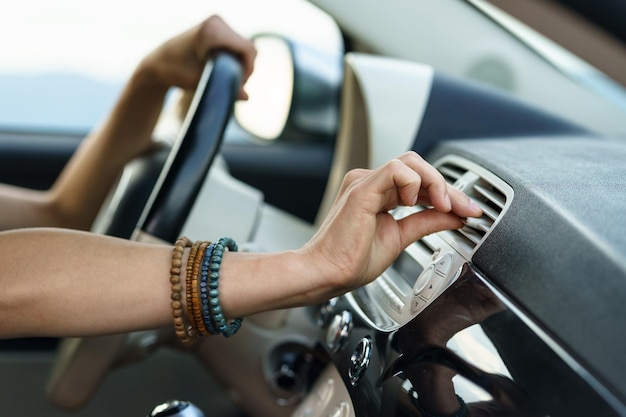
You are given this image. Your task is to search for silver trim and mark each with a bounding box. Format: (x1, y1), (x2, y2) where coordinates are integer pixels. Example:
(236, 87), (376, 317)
(348, 337), (372, 386)
(325, 311), (354, 353)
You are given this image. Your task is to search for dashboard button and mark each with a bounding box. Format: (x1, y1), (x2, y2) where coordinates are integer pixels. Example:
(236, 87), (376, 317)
(410, 294), (428, 314)
(414, 266), (434, 295)
(348, 337), (372, 386)
(325, 311), (353, 353)
(420, 275), (443, 300)
(318, 298), (338, 327)
(317, 378), (334, 406)
(434, 253), (453, 277)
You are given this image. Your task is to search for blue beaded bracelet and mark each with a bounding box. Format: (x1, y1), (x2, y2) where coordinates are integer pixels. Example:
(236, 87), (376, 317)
(206, 237), (243, 338)
(199, 243), (219, 336)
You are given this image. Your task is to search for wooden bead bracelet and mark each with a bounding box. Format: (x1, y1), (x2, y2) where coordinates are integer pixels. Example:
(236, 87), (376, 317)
(170, 236), (196, 347)
(170, 236), (242, 346)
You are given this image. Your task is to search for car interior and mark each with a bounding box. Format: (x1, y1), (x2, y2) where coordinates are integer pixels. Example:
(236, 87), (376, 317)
(1, 1), (625, 416)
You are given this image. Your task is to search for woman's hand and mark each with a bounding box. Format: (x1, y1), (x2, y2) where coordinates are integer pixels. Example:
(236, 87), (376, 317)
(139, 15), (256, 99)
(303, 151), (483, 293)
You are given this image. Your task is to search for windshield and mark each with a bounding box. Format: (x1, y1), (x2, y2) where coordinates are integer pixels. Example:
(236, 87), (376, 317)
(470, 0), (626, 115)
(310, 0), (626, 137)
(0, 0), (341, 133)
(2, 0), (624, 136)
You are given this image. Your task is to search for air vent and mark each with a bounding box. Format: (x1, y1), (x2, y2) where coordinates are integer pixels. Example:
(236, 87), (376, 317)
(435, 156), (513, 259)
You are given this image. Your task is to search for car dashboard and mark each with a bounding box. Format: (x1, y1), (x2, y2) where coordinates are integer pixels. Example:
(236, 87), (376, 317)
(5, 40), (623, 417)
(191, 51), (626, 417)
(295, 136), (626, 417)
(346, 154), (514, 333)
(2, 2), (626, 416)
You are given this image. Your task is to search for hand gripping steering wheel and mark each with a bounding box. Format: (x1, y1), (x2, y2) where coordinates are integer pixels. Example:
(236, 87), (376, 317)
(45, 53), (243, 410)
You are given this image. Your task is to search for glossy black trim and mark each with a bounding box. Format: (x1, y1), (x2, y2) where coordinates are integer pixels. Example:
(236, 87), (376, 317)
(317, 261), (625, 416)
(101, 145), (170, 239)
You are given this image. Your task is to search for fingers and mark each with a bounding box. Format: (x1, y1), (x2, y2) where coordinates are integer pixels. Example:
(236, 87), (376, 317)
(337, 168), (370, 196)
(144, 15), (257, 95)
(196, 16), (257, 99)
(394, 152), (451, 212)
(396, 210), (463, 248)
(337, 160), (421, 217)
(371, 158), (425, 208)
(338, 152), (449, 211)
(312, 152), (483, 289)
(446, 183), (483, 218)
(338, 151), (483, 219)
(395, 152), (482, 218)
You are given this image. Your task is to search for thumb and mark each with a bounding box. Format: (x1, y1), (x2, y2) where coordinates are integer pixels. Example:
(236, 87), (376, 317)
(396, 210), (464, 248)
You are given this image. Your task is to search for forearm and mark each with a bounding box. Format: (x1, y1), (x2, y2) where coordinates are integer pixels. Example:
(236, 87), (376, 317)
(0, 152), (483, 339)
(0, 16), (256, 232)
(0, 228), (173, 338)
(46, 63), (169, 230)
(0, 229), (330, 339)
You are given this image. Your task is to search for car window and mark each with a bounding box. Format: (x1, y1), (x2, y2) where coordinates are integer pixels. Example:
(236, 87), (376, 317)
(0, 0), (341, 133)
(310, 0), (626, 137)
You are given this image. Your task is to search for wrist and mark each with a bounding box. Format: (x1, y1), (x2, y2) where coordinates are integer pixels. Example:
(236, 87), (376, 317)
(217, 249), (337, 318)
(297, 240), (363, 296)
(132, 55), (172, 93)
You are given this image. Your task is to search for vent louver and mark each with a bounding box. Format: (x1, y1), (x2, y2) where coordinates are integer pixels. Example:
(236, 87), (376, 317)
(435, 156), (512, 259)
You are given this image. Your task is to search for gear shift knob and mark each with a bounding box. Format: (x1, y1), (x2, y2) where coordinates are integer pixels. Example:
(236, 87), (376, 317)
(148, 400), (206, 417)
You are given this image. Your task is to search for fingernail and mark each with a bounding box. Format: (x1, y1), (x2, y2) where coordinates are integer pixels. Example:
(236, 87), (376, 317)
(469, 198), (482, 214)
(445, 194), (452, 210)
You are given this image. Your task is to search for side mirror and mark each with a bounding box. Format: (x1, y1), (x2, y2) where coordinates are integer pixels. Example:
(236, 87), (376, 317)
(234, 35), (293, 141)
(234, 34), (342, 142)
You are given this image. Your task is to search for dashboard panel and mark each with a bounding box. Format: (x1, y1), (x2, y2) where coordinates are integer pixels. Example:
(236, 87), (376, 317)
(432, 137), (626, 409)
(316, 263), (623, 417)
(279, 48), (626, 417)
(308, 135), (626, 417)
(346, 154), (514, 332)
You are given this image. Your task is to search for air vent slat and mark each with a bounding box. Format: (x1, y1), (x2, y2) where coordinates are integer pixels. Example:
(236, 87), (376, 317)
(457, 227), (483, 245)
(463, 216), (493, 232)
(439, 165), (464, 183)
(445, 230), (476, 253)
(474, 184), (505, 209)
(434, 158), (512, 257)
(475, 200), (499, 221)
(477, 222), (492, 233)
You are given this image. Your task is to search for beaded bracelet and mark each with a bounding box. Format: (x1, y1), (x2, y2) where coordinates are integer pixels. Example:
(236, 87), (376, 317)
(185, 240), (203, 338)
(207, 237), (243, 338)
(170, 237), (196, 347)
(171, 236), (243, 344)
(190, 241), (211, 336)
(199, 243), (220, 335)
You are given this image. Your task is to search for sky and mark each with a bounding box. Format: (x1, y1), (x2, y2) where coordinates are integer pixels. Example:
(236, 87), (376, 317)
(0, 0), (342, 130)
(0, 0), (341, 82)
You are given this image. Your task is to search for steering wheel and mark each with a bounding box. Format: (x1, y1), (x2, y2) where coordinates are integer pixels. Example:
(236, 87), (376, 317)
(45, 53), (243, 411)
